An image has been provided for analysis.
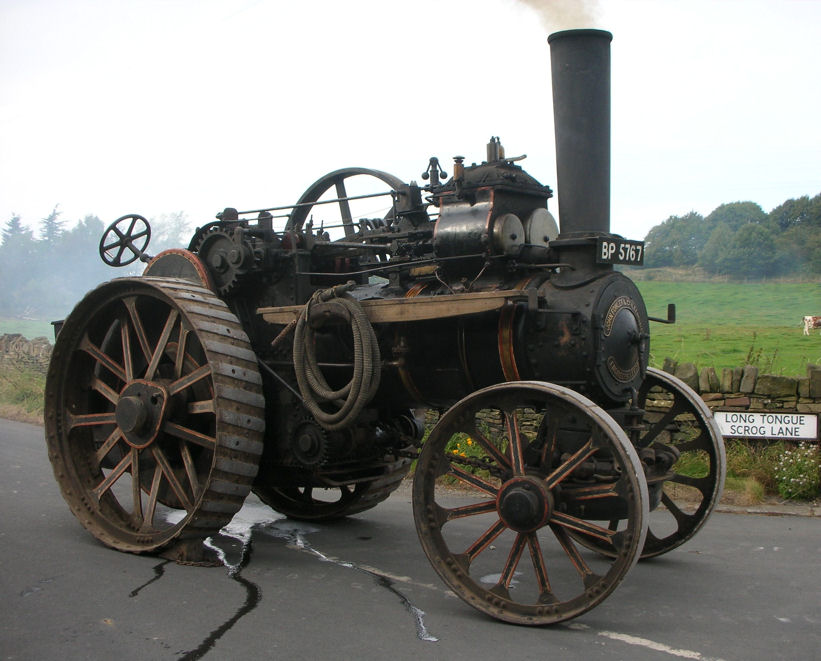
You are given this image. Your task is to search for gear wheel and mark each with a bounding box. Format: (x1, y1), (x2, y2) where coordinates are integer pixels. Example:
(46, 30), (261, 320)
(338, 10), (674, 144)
(193, 227), (251, 294)
(289, 418), (330, 468)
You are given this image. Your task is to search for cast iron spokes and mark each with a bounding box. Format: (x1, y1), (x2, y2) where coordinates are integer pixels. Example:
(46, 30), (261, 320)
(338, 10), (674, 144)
(413, 381), (648, 625)
(67, 296), (216, 529)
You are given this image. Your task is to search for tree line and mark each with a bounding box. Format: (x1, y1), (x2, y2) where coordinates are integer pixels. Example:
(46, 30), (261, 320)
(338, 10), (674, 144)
(0, 208), (191, 320)
(642, 193), (821, 277)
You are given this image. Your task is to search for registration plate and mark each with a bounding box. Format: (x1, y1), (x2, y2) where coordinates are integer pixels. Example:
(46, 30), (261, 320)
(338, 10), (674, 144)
(596, 238), (644, 265)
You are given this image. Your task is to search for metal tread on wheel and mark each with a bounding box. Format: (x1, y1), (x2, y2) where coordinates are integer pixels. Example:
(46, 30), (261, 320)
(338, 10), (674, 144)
(45, 276), (265, 554)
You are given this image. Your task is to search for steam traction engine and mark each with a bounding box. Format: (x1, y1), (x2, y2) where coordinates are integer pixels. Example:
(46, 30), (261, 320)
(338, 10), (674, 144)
(44, 30), (725, 625)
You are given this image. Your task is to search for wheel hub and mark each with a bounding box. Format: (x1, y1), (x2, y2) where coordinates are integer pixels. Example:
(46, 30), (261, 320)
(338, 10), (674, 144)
(496, 475), (553, 533)
(116, 380), (169, 449)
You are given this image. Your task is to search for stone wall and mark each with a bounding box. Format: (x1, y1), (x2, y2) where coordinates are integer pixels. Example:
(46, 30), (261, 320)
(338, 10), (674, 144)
(662, 358), (821, 415)
(0, 334), (53, 372)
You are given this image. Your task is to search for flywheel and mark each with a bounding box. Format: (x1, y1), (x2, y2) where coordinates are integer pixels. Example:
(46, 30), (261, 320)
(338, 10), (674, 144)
(44, 276), (265, 553)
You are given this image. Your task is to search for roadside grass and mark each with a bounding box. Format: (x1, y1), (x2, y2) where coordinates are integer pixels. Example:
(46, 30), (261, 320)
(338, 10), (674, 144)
(0, 362), (45, 424)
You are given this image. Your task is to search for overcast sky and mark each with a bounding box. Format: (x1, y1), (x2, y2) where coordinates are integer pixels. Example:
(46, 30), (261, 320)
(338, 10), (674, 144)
(2, 0), (820, 243)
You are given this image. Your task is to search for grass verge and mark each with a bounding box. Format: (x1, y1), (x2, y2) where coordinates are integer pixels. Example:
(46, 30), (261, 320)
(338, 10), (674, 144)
(0, 362), (45, 424)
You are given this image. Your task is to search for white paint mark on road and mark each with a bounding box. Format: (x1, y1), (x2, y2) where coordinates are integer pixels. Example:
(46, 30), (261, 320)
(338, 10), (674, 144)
(567, 623), (726, 660)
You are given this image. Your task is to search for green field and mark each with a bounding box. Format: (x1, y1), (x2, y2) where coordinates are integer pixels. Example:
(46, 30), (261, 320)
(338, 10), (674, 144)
(637, 281), (821, 376)
(0, 318), (56, 339)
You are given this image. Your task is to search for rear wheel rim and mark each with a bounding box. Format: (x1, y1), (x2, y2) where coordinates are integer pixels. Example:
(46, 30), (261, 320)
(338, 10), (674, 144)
(45, 277), (264, 552)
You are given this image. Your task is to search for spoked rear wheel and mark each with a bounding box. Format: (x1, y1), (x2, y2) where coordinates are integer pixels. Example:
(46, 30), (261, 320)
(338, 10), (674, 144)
(44, 277), (265, 553)
(413, 381), (648, 625)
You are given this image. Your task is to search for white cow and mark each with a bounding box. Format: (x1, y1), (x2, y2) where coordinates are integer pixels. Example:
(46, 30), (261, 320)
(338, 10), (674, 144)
(803, 315), (821, 335)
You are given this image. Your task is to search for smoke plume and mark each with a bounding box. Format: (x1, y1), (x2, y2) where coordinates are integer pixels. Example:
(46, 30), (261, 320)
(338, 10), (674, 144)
(516, 0), (601, 31)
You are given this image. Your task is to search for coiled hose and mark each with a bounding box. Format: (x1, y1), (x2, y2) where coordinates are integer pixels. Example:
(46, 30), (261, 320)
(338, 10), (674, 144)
(293, 283), (381, 430)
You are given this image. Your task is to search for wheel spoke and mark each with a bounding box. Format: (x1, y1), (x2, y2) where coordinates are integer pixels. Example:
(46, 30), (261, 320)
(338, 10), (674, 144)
(162, 420), (217, 449)
(123, 296), (153, 364)
(468, 424), (510, 469)
(670, 472), (710, 495)
(187, 399), (216, 415)
(94, 427), (124, 464)
(80, 334), (126, 382)
(335, 178), (354, 237)
(89, 375), (120, 405)
(538, 414), (560, 469)
(120, 319), (134, 382)
(103, 225), (126, 250)
(68, 411), (117, 431)
(497, 533), (528, 592)
(131, 448), (143, 522)
(179, 440), (201, 499)
(464, 518), (507, 564)
(446, 462), (499, 497)
(544, 438), (595, 489)
(526, 533), (556, 601)
(503, 409), (526, 475)
(143, 464), (163, 529)
(145, 309), (179, 380)
(551, 511), (617, 544)
(550, 523), (598, 585)
(562, 481), (619, 501)
(174, 326), (190, 379)
(661, 491), (697, 529)
(151, 446), (193, 512)
(444, 499), (497, 522)
(92, 452), (133, 500)
(638, 406), (678, 446)
(168, 364), (211, 396)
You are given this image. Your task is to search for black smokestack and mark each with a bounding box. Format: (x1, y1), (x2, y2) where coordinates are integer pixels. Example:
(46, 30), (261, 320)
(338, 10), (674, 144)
(548, 29), (612, 236)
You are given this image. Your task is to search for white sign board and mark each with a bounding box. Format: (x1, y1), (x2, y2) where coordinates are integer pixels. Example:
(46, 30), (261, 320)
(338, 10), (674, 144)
(714, 412), (818, 440)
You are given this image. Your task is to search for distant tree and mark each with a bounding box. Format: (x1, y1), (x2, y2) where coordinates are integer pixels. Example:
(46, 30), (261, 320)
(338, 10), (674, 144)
(699, 223), (735, 274)
(150, 211), (192, 253)
(780, 223), (821, 275)
(39, 205), (65, 245)
(704, 202), (767, 232)
(723, 223), (779, 277)
(642, 193), (821, 278)
(1, 214), (31, 246)
(643, 211), (708, 267)
(769, 196), (811, 230)
(0, 215), (37, 315)
(58, 215), (112, 294)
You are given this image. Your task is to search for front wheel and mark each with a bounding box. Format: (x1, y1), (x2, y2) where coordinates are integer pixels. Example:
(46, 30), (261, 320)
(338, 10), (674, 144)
(412, 381), (649, 625)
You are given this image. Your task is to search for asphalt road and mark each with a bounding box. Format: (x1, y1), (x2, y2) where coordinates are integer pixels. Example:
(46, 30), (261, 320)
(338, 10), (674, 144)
(2, 418), (820, 661)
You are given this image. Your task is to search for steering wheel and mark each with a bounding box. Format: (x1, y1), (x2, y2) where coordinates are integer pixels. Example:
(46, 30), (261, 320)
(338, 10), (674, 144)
(99, 214), (152, 267)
